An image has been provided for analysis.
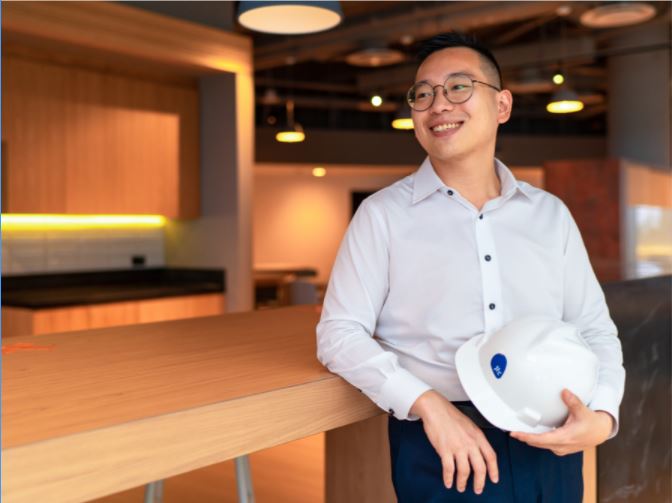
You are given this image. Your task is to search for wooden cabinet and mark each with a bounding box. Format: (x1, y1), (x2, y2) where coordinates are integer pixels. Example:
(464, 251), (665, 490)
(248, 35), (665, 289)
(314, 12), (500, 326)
(2, 293), (226, 338)
(1, 55), (199, 217)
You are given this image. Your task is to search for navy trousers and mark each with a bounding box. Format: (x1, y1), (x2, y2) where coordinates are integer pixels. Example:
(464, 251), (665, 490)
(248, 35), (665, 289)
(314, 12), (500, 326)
(388, 412), (583, 503)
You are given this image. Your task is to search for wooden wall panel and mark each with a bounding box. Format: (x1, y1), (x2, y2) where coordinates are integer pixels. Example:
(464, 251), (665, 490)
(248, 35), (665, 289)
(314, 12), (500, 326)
(2, 57), (68, 213)
(33, 306), (89, 335)
(137, 294), (225, 324)
(88, 302), (139, 330)
(2, 294), (225, 338)
(326, 414), (397, 503)
(2, 55), (198, 218)
(2, 307), (35, 338)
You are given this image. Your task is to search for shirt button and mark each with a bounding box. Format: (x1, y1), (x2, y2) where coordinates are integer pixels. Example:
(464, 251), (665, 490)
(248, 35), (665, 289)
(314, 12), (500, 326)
(388, 408), (395, 415)
(447, 190), (454, 196)
(479, 214), (484, 220)
(489, 303), (496, 310)
(485, 254), (492, 261)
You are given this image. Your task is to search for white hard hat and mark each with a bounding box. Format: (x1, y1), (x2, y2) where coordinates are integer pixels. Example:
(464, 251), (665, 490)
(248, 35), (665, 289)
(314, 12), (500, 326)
(455, 316), (599, 433)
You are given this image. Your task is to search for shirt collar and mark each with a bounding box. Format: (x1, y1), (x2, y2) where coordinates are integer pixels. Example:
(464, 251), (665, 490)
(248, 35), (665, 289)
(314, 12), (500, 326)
(495, 158), (533, 202)
(412, 157), (445, 205)
(412, 157), (533, 205)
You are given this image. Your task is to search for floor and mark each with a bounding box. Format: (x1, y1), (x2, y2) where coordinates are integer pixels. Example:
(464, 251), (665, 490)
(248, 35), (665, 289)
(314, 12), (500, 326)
(90, 433), (325, 503)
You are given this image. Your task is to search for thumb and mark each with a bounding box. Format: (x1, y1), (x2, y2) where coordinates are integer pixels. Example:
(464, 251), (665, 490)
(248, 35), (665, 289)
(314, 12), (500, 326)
(561, 388), (586, 415)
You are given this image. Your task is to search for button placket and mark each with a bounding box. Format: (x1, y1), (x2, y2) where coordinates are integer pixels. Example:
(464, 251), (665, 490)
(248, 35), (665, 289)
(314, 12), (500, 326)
(474, 213), (503, 332)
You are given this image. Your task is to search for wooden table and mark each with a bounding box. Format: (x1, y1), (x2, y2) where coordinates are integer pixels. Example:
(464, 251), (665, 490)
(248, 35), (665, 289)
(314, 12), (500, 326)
(2, 306), (393, 503)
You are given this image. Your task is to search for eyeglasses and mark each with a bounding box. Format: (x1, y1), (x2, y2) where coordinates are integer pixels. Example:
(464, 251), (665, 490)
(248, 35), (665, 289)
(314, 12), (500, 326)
(407, 74), (501, 112)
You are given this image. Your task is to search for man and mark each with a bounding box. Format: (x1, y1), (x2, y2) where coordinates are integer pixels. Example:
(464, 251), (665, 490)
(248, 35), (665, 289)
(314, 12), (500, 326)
(316, 33), (625, 502)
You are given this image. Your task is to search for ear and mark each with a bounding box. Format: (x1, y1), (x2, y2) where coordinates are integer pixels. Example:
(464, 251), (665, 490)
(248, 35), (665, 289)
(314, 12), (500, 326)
(496, 89), (513, 124)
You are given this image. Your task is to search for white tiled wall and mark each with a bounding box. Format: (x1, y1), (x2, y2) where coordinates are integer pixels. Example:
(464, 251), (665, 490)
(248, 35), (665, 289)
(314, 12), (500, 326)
(2, 227), (164, 275)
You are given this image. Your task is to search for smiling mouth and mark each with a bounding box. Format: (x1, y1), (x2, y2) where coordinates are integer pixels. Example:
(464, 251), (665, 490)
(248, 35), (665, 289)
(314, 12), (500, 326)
(431, 122), (463, 132)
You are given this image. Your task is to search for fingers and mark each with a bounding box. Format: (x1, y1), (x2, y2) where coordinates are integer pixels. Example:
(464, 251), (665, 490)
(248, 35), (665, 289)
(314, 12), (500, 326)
(441, 455), (455, 489)
(511, 429), (563, 448)
(561, 388), (586, 414)
(469, 448), (487, 495)
(455, 452), (470, 493)
(442, 443), (499, 494)
(480, 439), (499, 484)
(511, 428), (583, 455)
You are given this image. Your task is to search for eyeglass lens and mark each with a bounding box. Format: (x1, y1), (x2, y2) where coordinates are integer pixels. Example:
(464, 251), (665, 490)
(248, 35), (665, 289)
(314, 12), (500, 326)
(407, 75), (474, 111)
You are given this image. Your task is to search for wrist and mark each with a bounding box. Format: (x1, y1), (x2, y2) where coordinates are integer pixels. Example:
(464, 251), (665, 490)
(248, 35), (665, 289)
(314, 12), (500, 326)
(410, 389), (440, 419)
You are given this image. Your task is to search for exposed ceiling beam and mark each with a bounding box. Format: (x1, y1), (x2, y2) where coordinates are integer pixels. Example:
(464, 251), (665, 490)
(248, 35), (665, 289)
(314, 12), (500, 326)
(257, 94), (398, 112)
(356, 37), (597, 93)
(491, 13), (556, 46)
(253, 1), (566, 70)
(255, 77), (356, 94)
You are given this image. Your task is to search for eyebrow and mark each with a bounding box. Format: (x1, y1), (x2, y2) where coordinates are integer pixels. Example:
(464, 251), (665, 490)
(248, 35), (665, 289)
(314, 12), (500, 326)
(416, 71), (478, 85)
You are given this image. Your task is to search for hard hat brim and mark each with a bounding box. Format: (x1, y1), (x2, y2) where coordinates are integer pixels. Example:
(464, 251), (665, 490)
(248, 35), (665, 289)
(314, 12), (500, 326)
(455, 334), (556, 434)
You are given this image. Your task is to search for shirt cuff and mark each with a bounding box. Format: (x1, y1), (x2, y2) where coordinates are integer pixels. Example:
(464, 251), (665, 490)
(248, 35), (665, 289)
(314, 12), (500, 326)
(588, 385), (621, 439)
(378, 368), (433, 421)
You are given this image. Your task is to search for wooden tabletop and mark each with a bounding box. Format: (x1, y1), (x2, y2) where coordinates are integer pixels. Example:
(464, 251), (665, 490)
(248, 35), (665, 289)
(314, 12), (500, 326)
(2, 306), (380, 503)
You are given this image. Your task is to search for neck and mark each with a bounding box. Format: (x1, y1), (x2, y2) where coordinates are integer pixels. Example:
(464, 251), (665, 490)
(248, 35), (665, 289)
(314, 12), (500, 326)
(429, 150), (501, 211)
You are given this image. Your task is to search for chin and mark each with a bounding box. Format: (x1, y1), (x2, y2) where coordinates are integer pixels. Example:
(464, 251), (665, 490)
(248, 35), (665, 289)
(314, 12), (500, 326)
(429, 146), (468, 163)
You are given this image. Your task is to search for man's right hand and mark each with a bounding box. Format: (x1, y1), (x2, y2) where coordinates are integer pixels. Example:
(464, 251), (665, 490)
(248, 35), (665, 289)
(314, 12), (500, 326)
(410, 390), (499, 495)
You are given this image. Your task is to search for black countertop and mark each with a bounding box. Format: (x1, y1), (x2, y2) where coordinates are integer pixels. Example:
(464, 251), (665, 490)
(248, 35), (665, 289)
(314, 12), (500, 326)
(598, 274), (671, 503)
(1, 268), (226, 309)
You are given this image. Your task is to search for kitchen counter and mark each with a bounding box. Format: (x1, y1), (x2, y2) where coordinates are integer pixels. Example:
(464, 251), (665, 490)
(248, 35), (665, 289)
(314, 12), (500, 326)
(1, 268), (225, 308)
(1, 305), (382, 503)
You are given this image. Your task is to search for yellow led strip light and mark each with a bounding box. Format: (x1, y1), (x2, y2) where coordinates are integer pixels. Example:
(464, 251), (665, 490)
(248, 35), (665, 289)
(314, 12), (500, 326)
(1, 214), (166, 230)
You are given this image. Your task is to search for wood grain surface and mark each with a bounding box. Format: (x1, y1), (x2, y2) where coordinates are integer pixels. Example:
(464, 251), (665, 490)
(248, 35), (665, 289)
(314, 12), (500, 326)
(2, 306), (381, 503)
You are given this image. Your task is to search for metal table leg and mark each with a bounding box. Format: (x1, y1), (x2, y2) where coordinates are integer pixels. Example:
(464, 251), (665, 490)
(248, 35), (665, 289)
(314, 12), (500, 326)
(144, 480), (164, 503)
(235, 455), (255, 503)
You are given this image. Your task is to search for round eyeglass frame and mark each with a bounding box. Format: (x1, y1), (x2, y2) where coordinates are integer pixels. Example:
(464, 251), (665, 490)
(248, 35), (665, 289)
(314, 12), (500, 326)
(407, 74), (502, 112)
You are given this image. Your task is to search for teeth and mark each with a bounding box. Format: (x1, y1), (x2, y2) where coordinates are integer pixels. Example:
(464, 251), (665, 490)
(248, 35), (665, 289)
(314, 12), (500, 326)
(432, 122), (462, 132)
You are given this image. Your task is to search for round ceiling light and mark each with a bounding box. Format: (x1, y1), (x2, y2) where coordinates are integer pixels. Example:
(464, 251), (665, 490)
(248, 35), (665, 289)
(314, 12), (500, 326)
(238, 1), (343, 35)
(547, 87), (585, 114)
(580, 2), (656, 28)
(346, 47), (405, 67)
(391, 105), (414, 130)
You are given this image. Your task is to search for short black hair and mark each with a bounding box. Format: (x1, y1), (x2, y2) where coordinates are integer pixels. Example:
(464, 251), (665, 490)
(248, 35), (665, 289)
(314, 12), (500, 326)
(416, 32), (503, 89)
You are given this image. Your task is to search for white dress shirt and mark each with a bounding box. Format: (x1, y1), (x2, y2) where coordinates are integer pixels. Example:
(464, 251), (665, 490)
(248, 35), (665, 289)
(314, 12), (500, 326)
(316, 157), (625, 434)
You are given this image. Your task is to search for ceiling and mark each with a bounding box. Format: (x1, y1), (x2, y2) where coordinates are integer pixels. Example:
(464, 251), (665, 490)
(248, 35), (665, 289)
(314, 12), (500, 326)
(130, 1), (672, 136)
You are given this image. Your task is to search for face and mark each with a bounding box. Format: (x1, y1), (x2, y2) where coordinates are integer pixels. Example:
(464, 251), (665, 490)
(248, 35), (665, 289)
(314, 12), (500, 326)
(411, 47), (512, 164)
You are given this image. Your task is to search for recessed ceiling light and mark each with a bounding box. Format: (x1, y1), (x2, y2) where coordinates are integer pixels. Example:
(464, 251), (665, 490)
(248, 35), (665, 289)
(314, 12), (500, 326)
(580, 2), (656, 28)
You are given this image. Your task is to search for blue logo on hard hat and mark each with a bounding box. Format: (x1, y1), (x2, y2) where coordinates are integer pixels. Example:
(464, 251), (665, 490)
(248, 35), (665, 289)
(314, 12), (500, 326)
(490, 354), (507, 379)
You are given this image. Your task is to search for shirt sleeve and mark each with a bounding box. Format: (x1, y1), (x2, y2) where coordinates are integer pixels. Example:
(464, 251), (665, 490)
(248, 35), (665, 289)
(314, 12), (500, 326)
(316, 198), (432, 420)
(561, 205), (626, 438)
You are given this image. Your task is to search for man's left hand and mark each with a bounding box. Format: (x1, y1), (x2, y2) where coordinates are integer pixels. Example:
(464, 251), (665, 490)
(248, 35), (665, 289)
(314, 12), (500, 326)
(510, 389), (614, 456)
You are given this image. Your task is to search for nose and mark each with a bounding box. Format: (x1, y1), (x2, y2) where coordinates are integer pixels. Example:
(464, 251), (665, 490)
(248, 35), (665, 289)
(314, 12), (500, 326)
(428, 84), (455, 114)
